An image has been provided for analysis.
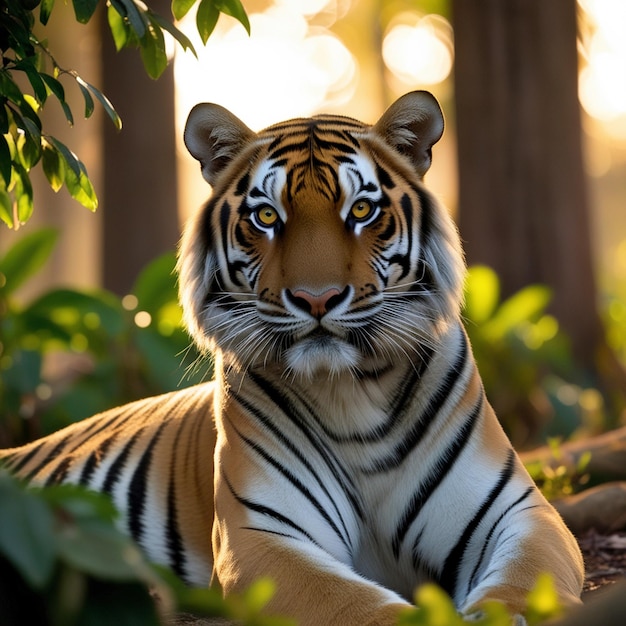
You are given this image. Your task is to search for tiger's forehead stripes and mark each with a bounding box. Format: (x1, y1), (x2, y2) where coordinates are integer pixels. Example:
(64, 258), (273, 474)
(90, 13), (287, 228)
(251, 117), (369, 204)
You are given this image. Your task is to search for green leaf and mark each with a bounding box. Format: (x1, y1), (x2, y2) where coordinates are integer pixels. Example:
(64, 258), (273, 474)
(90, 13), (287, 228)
(41, 141), (65, 192)
(71, 0), (99, 23)
(48, 136), (81, 178)
(41, 484), (118, 523)
(139, 21), (168, 80)
(57, 521), (147, 581)
(0, 472), (57, 589)
(64, 160), (98, 211)
(525, 573), (562, 625)
(217, 0), (250, 35)
(196, 0), (220, 44)
(16, 118), (42, 170)
(0, 135), (12, 185)
(41, 73), (74, 125)
(0, 102), (9, 133)
(40, 0), (56, 25)
(486, 284), (552, 340)
(0, 187), (12, 228)
(16, 61), (48, 105)
(13, 164), (34, 223)
(76, 76), (122, 131)
(40, 72), (65, 101)
(131, 251), (177, 314)
(107, 3), (130, 51)
(117, 0), (148, 39)
(172, 0), (197, 20)
(0, 227), (58, 294)
(149, 11), (197, 57)
(464, 265), (500, 325)
(0, 70), (26, 106)
(76, 79), (95, 118)
(241, 578), (276, 613)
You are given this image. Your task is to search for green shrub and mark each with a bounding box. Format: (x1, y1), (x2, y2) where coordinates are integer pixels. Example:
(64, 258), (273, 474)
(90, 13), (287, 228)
(0, 228), (208, 447)
(0, 469), (292, 626)
(463, 265), (600, 447)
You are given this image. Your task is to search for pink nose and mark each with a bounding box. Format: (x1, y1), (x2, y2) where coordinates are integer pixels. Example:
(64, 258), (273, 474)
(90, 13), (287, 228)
(287, 288), (344, 319)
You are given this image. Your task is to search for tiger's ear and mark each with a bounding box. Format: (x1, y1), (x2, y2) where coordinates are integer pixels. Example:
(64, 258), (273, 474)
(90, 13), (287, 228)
(184, 103), (255, 185)
(373, 91), (444, 178)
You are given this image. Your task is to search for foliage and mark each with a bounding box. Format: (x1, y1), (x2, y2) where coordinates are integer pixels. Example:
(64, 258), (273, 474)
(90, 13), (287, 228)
(397, 574), (563, 625)
(525, 438), (591, 501)
(0, 0), (250, 228)
(0, 228), (209, 448)
(0, 469), (291, 626)
(463, 265), (596, 447)
(0, 469), (565, 626)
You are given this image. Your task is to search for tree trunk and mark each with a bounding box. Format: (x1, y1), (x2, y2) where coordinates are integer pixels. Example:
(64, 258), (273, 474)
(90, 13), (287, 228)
(100, 0), (179, 296)
(451, 0), (600, 364)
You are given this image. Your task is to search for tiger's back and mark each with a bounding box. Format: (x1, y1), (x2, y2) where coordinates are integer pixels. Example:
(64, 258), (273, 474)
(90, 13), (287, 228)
(1, 91), (584, 625)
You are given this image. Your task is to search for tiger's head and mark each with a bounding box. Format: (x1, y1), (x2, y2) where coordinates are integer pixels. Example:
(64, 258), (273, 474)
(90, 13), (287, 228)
(178, 91), (465, 378)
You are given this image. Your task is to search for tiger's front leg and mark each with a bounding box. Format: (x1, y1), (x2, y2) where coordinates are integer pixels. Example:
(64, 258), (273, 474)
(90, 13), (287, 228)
(211, 410), (411, 626)
(212, 520), (410, 626)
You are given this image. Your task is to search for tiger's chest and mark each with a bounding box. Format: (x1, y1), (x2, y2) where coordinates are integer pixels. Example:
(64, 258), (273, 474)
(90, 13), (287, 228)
(216, 354), (465, 597)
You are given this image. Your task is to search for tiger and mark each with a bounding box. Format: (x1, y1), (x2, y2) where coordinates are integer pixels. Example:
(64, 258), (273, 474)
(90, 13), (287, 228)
(1, 91), (584, 625)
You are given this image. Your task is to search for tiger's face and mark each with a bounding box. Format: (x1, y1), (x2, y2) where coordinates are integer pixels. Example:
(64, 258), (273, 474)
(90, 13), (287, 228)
(179, 92), (465, 378)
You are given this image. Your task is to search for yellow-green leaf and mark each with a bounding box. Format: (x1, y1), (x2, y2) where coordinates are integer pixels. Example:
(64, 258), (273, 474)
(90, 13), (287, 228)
(172, 0), (196, 20)
(464, 265), (500, 324)
(217, 0), (250, 35)
(42, 141), (65, 192)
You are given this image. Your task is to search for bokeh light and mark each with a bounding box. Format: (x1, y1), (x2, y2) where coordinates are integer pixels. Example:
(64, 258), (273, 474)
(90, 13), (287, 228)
(578, 0), (626, 134)
(382, 13), (453, 86)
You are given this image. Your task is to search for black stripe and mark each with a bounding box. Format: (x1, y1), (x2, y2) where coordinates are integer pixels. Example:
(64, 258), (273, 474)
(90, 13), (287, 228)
(101, 428), (145, 495)
(268, 137), (312, 161)
(234, 171), (250, 196)
(231, 388), (360, 532)
(376, 162), (395, 190)
(23, 437), (73, 481)
(386, 193), (413, 280)
(43, 456), (72, 486)
(166, 425), (190, 581)
(367, 334), (468, 472)
(245, 372), (364, 520)
(7, 441), (45, 474)
(414, 185), (434, 246)
(78, 435), (117, 486)
(438, 449), (517, 597)
(225, 474), (318, 546)
(466, 485), (534, 595)
(392, 396), (483, 558)
(128, 423), (167, 544)
(229, 417), (353, 555)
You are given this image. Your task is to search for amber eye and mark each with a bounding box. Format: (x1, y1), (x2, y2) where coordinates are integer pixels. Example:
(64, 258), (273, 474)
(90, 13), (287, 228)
(254, 206), (279, 227)
(350, 199), (374, 222)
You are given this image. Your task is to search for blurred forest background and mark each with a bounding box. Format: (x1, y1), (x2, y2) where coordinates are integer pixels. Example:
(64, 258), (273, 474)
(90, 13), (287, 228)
(1, 0), (626, 453)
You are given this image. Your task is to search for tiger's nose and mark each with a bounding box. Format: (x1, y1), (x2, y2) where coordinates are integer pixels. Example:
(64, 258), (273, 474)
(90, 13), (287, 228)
(285, 287), (349, 319)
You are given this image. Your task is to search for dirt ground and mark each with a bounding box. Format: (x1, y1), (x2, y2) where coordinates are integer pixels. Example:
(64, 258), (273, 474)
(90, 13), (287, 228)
(580, 529), (626, 598)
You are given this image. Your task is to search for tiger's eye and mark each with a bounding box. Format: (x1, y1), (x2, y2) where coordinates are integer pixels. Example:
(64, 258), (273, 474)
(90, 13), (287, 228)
(350, 200), (373, 221)
(256, 206), (279, 226)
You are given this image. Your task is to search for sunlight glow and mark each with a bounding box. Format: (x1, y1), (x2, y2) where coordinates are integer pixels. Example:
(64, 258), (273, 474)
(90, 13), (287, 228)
(382, 14), (453, 86)
(174, 1), (357, 131)
(578, 0), (626, 129)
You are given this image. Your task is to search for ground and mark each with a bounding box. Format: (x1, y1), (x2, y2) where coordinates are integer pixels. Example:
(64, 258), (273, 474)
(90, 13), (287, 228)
(580, 529), (626, 598)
